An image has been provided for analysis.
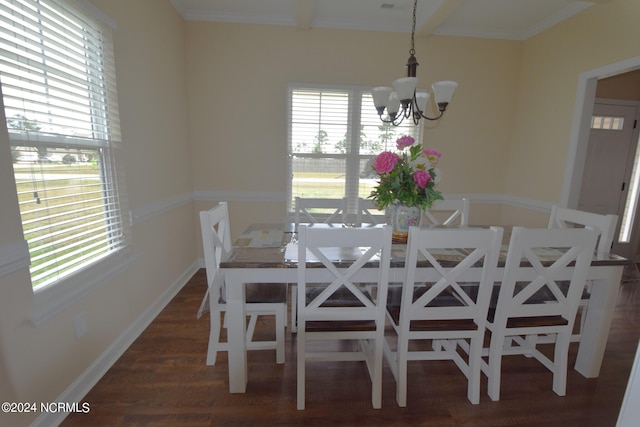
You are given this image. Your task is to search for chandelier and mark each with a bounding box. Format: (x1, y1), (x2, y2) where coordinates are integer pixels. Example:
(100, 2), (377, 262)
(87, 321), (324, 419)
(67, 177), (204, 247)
(372, 0), (457, 126)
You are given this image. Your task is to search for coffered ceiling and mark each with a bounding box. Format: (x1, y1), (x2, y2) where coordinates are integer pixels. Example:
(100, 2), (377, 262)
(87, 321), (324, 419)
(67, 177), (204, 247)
(169, 0), (606, 41)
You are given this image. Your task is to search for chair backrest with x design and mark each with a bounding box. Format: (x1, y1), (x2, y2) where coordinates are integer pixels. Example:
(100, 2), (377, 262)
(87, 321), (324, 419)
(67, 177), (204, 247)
(422, 198), (470, 227)
(200, 202), (232, 310)
(493, 226), (598, 326)
(397, 225), (503, 332)
(357, 197), (386, 225)
(297, 224), (392, 325)
(547, 205), (617, 255)
(295, 197), (347, 226)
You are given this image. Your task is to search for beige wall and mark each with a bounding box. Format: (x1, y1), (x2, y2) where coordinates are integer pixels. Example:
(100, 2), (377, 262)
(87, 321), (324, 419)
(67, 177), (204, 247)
(186, 22), (521, 235)
(2, 0), (640, 424)
(501, 0), (640, 225)
(0, 1), (195, 425)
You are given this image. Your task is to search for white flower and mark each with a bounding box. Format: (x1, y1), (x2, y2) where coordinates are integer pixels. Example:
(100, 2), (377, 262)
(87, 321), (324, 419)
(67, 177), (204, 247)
(432, 167), (442, 184)
(360, 158), (378, 179)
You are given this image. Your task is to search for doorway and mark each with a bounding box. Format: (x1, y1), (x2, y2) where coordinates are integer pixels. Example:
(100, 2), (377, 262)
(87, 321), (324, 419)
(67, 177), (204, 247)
(563, 57), (640, 261)
(577, 101), (640, 258)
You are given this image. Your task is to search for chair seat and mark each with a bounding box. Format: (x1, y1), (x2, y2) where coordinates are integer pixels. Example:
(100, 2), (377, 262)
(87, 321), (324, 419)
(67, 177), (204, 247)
(304, 286), (376, 331)
(305, 320), (377, 332)
(487, 308), (569, 328)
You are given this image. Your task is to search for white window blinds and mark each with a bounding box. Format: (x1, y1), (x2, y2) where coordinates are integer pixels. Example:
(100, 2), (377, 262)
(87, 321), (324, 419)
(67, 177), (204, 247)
(1, 0), (129, 290)
(287, 84), (421, 213)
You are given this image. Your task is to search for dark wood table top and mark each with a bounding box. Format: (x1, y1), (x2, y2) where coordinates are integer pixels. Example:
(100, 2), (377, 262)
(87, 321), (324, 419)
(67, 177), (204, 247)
(220, 223), (629, 270)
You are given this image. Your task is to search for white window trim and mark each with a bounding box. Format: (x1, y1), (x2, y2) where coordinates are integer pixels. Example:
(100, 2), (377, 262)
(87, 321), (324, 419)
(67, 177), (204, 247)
(1, 0), (131, 308)
(286, 82), (422, 217)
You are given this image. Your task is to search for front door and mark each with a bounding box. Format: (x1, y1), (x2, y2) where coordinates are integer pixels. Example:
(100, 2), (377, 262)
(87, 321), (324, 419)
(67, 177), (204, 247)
(577, 102), (640, 258)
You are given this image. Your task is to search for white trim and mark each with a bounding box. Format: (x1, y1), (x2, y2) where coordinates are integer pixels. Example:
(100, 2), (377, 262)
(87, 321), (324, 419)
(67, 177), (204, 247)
(194, 190), (287, 202)
(0, 240), (29, 277)
(440, 193), (553, 213)
(130, 192), (194, 225)
(30, 260), (200, 427)
(192, 190), (553, 212)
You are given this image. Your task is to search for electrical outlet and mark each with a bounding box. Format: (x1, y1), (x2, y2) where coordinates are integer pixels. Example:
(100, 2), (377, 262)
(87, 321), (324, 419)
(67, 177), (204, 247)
(74, 312), (88, 339)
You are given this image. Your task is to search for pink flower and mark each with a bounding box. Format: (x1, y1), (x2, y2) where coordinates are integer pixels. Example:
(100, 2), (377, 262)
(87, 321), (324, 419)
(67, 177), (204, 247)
(424, 149), (441, 164)
(413, 169), (431, 188)
(396, 135), (415, 150)
(374, 151), (399, 174)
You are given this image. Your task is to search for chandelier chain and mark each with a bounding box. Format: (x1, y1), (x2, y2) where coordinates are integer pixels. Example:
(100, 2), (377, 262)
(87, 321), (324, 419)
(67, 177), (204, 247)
(410, 0), (417, 55)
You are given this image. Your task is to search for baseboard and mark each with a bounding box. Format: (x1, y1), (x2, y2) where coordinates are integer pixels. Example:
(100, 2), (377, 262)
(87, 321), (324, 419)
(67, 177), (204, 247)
(30, 260), (201, 427)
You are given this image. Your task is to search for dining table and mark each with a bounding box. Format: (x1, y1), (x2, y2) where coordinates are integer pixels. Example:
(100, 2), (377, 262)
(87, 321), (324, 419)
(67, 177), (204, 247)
(219, 222), (629, 393)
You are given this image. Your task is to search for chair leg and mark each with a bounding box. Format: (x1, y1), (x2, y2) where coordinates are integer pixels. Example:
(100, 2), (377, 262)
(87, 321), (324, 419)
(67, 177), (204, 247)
(207, 310), (223, 365)
(552, 331), (570, 396)
(297, 328), (305, 410)
(371, 338), (383, 409)
(196, 288), (210, 319)
(395, 337), (409, 407)
(276, 304), (286, 364)
(467, 337), (482, 404)
(487, 332), (504, 401)
(291, 285), (298, 333)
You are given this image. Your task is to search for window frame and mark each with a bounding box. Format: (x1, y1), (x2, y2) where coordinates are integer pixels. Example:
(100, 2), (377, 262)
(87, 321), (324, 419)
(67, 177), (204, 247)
(0, 0), (130, 303)
(286, 83), (422, 218)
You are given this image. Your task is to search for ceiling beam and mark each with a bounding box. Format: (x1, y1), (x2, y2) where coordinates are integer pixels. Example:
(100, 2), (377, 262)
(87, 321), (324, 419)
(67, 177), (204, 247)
(296, 0), (313, 30)
(417, 0), (465, 37)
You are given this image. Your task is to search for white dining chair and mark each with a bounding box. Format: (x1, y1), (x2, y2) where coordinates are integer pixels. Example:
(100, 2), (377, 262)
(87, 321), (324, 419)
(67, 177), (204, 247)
(200, 202), (287, 365)
(296, 224), (392, 410)
(548, 205), (617, 255)
(547, 205), (618, 341)
(356, 197), (386, 225)
(482, 226), (598, 401)
(383, 226), (503, 406)
(291, 196), (348, 333)
(422, 198), (470, 227)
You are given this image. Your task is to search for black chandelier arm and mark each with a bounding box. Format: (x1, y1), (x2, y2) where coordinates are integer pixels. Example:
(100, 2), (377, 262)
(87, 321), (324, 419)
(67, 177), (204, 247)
(377, 112), (406, 126)
(411, 101), (449, 121)
(415, 109), (445, 121)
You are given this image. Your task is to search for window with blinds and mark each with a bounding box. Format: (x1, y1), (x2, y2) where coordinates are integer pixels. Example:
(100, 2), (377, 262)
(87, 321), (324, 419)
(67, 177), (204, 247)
(287, 84), (421, 214)
(1, 0), (129, 290)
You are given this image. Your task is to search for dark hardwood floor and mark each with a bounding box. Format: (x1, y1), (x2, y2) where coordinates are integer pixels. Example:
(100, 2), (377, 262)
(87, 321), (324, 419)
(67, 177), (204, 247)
(61, 268), (640, 426)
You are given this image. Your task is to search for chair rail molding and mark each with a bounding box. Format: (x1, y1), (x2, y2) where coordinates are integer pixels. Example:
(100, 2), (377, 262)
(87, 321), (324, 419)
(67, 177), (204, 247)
(194, 190), (287, 203)
(130, 192), (194, 225)
(444, 193), (553, 213)
(0, 239), (29, 278)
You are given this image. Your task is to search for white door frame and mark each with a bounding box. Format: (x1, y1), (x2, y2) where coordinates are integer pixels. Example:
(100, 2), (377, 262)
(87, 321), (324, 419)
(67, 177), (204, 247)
(562, 56), (640, 209)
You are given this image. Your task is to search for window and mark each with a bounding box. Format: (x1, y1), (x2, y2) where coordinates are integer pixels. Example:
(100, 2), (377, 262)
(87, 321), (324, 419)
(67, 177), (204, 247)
(287, 84), (421, 214)
(0, 0), (129, 290)
(591, 115), (624, 130)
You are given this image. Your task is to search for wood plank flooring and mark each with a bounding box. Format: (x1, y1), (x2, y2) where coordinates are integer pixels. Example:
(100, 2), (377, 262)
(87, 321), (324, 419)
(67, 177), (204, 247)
(61, 268), (640, 426)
